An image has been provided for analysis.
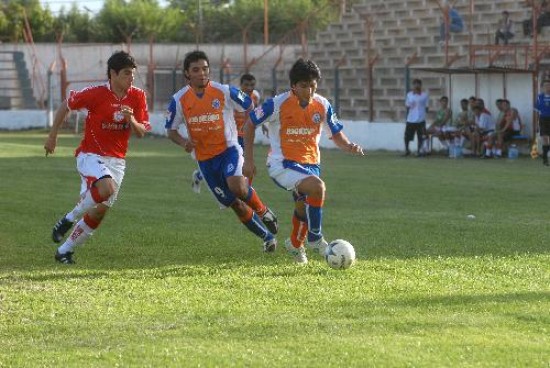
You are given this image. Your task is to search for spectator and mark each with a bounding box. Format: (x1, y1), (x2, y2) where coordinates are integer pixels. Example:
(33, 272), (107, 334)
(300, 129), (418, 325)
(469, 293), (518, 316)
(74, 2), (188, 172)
(473, 101), (496, 158)
(453, 98), (475, 151)
(404, 79), (429, 157)
(439, 3), (464, 45)
(537, 1), (550, 35)
(496, 11), (515, 44)
(426, 96), (452, 152)
(495, 99), (522, 157)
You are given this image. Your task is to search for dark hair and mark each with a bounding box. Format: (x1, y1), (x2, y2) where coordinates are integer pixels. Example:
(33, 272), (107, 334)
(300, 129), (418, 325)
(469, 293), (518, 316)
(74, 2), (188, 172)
(440, 96), (448, 101)
(476, 98), (485, 107)
(183, 50), (209, 72)
(412, 78), (422, 85)
(502, 11), (509, 16)
(469, 96), (476, 101)
(240, 73), (256, 84)
(496, 98), (504, 103)
(289, 58), (321, 85)
(107, 51), (137, 80)
(461, 98), (469, 104)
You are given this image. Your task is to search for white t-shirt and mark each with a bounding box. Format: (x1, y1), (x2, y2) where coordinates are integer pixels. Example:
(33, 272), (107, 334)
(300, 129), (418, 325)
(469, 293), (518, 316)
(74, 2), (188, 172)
(406, 91), (429, 123)
(476, 112), (495, 131)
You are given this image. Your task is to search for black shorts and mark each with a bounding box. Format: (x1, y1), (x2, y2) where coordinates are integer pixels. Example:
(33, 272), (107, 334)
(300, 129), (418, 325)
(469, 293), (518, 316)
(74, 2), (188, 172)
(540, 116), (550, 136)
(502, 130), (521, 142)
(404, 121), (426, 141)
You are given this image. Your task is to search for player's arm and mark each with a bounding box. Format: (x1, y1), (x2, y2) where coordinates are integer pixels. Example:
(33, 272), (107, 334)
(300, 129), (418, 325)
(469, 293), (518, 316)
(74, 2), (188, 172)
(326, 103), (364, 155)
(165, 98), (194, 153)
(121, 105), (148, 138)
(242, 118), (257, 179)
(44, 100), (71, 156)
(332, 132), (364, 155)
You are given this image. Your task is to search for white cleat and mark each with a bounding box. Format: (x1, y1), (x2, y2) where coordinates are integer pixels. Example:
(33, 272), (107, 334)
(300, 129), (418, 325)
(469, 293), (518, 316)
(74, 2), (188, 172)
(307, 237), (328, 256)
(263, 237), (277, 253)
(285, 238), (308, 264)
(191, 169), (202, 194)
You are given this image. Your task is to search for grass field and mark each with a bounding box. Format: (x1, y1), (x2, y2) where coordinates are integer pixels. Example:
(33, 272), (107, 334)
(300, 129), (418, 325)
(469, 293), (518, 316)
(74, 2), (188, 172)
(0, 131), (549, 367)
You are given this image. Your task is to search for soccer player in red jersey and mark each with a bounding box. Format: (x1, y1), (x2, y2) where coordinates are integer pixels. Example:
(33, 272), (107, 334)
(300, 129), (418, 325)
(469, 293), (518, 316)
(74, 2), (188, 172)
(44, 50), (151, 264)
(243, 59), (363, 264)
(165, 50), (278, 252)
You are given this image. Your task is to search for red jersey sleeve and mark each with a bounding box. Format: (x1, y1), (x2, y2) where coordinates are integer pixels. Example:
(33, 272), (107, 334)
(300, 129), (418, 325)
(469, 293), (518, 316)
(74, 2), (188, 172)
(67, 86), (99, 111)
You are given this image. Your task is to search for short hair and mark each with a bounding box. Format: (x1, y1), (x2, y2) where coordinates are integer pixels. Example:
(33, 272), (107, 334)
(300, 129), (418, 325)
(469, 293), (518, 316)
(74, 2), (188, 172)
(289, 58), (321, 85)
(476, 98), (485, 107)
(460, 98), (469, 104)
(183, 50), (209, 72)
(502, 11), (509, 16)
(240, 73), (256, 84)
(440, 96), (448, 101)
(469, 96), (477, 101)
(496, 98), (504, 104)
(107, 51), (136, 80)
(412, 78), (422, 85)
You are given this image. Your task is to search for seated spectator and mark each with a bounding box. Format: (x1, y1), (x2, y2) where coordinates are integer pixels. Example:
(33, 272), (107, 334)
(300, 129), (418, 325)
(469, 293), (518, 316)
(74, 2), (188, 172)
(496, 11), (515, 44)
(495, 99), (523, 157)
(453, 98), (475, 150)
(426, 96), (452, 152)
(473, 101), (496, 158)
(439, 3), (464, 44)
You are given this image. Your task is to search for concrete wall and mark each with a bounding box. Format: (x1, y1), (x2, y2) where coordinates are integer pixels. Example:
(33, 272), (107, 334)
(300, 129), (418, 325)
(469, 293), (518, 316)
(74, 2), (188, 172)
(0, 110), (406, 151)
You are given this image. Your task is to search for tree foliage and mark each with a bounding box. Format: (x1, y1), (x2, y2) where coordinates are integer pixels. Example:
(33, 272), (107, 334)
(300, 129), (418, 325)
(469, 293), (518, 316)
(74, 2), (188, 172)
(0, 0), (360, 43)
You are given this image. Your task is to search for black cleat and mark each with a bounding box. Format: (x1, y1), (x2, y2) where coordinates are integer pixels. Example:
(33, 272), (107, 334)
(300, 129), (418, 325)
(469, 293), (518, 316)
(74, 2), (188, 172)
(55, 250), (75, 264)
(52, 215), (74, 243)
(263, 238), (277, 253)
(261, 208), (279, 235)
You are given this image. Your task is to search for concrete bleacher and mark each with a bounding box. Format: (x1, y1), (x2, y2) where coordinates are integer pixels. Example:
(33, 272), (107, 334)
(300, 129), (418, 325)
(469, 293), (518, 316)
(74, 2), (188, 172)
(0, 51), (37, 110)
(300, 0), (534, 121)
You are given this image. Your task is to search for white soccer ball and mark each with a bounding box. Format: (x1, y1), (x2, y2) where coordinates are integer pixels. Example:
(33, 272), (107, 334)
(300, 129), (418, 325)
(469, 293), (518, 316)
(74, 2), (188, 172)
(325, 239), (356, 270)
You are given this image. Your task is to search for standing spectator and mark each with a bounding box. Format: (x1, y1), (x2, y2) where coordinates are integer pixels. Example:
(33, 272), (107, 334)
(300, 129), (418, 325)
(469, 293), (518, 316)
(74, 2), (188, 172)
(496, 11), (515, 45)
(537, 1), (550, 35)
(535, 80), (550, 165)
(439, 3), (464, 44)
(404, 79), (429, 156)
(44, 51), (151, 264)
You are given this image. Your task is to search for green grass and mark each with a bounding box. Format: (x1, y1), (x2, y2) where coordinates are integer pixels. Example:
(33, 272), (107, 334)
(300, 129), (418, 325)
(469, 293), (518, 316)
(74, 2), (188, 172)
(0, 131), (548, 367)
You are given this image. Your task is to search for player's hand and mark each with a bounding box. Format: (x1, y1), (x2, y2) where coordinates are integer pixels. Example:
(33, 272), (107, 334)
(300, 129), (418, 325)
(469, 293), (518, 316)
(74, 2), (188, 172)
(243, 160), (256, 180)
(183, 139), (195, 153)
(348, 142), (364, 156)
(44, 135), (57, 156)
(120, 105), (134, 121)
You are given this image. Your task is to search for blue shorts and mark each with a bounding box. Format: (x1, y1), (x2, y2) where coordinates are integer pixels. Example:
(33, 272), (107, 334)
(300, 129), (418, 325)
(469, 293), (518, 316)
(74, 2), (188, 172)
(198, 145), (243, 207)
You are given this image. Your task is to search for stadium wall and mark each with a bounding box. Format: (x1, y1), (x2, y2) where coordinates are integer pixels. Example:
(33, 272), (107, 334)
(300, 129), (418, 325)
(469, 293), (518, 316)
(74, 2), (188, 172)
(0, 110), (405, 151)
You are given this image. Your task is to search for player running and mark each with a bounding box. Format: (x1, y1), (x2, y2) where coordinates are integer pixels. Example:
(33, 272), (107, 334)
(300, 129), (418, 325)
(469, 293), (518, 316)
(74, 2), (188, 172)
(165, 50), (278, 252)
(44, 50), (151, 264)
(190, 72), (262, 193)
(243, 58), (364, 264)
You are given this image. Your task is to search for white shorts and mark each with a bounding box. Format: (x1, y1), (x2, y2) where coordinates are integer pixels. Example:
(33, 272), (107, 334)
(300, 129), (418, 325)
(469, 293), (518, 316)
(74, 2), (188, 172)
(267, 159), (318, 191)
(76, 152), (126, 207)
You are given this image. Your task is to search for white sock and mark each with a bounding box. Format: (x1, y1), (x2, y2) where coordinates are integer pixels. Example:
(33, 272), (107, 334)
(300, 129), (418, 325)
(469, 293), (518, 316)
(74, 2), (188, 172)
(66, 190), (102, 222)
(58, 218), (94, 254)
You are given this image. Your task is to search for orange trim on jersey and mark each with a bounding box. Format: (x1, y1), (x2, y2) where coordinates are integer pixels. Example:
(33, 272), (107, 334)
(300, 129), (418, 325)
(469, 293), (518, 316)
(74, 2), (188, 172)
(305, 196), (324, 208)
(279, 94), (324, 164)
(179, 84), (228, 161)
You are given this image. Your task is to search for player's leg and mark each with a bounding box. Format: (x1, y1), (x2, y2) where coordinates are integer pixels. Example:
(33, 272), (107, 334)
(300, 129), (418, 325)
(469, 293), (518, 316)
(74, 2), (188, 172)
(296, 175), (328, 255)
(191, 168), (203, 194)
(225, 146), (278, 234)
(284, 194), (308, 264)
(200, 154), (276, 252)
(403, 123), (413, 156)
(55, 203), (108, 264)
(54, 156), (124, 264)
(52, 153), (117, 243)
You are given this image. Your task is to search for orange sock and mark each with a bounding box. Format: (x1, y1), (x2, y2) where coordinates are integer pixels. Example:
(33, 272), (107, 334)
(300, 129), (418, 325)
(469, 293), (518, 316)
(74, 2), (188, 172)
(237, 206), (254, 223)
(245, 187), (267, 216)
(290, 213), (308, 248)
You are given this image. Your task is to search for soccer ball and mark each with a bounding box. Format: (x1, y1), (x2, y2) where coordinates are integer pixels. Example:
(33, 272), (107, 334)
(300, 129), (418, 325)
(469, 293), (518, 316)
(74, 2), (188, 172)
(325, 239), (356, 269)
